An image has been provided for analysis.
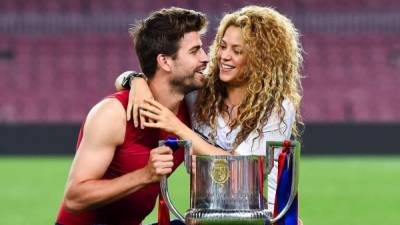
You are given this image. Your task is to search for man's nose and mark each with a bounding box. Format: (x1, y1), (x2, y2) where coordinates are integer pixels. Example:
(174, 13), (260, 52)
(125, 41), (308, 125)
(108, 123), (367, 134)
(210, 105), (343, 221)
(199, 48), (209, 63)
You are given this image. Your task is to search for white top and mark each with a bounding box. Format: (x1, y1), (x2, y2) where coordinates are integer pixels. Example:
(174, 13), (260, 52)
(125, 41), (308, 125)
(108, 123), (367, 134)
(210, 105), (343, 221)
(185, 91), (296, 211)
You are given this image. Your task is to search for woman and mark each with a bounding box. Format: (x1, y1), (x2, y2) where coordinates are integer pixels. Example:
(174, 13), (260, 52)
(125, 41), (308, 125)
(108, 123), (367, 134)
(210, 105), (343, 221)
(118, 5), (303, 218)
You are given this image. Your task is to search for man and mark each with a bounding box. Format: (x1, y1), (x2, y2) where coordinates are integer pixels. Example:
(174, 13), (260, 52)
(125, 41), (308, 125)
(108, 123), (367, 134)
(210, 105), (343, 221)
(55, 7), (208, 225)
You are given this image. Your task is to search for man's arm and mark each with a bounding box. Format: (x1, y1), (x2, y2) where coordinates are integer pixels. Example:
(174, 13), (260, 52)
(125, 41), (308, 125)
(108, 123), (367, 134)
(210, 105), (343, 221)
(63, 98), (173, 212)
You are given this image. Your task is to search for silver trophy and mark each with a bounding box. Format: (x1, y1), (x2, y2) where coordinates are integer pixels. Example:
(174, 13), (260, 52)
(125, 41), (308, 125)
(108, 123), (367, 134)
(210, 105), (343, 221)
(159, 139), (300, 225)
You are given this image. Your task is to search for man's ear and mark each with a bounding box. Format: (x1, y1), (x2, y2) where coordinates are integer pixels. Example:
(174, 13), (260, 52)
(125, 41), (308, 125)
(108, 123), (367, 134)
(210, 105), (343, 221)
(156, 54), (172, 72)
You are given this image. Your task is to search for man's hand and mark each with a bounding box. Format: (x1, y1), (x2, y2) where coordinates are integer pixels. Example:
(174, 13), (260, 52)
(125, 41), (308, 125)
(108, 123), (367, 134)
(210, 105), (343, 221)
(144, 146), (174, 183)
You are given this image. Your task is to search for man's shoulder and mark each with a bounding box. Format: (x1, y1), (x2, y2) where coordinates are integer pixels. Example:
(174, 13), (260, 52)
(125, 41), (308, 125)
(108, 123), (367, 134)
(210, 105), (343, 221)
(86, 97), (126, 128)
(83, 97), (126, 144)
(106, 90), (130, 109)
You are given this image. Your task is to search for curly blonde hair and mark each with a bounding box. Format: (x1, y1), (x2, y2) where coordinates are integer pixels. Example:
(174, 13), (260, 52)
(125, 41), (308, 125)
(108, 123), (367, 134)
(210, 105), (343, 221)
(194, 5), (303, 148)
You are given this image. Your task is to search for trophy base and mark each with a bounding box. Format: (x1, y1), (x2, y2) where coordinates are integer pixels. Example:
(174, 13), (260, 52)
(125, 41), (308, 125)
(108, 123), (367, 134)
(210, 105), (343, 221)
(185, 209), (272, 225)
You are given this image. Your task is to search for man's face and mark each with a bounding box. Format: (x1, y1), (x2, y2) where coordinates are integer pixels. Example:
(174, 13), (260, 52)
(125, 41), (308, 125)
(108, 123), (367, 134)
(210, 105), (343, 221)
(169, 31), (208, 94)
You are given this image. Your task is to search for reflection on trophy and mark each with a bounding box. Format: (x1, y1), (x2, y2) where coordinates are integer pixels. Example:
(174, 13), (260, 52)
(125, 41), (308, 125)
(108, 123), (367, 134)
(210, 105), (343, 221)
(159, 139), (300, 225)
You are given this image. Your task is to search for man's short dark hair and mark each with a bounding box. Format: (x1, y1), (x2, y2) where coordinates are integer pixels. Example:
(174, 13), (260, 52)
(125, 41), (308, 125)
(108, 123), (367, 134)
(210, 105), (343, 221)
(129, 7), (208, 79)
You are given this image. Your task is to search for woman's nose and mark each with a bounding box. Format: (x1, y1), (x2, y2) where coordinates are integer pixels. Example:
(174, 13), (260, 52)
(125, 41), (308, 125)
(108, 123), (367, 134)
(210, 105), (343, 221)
(221, 49), (231, 61)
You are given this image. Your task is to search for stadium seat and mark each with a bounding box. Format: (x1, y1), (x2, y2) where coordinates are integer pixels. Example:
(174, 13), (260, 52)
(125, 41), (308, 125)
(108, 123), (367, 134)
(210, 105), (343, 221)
(1, 0), (399, 123)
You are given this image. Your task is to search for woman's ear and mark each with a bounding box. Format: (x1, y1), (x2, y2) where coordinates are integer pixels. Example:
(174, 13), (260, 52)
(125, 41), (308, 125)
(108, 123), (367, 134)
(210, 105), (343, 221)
(156, 54), (172, 72)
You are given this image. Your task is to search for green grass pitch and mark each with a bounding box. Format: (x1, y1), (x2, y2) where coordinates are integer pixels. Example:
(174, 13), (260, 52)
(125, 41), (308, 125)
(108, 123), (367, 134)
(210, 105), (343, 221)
(0, 156), (398, 225)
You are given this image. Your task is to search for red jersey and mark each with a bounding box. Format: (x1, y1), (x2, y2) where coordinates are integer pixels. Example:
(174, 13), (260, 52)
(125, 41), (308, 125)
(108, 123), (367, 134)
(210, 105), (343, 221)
(56, 90), (190, 225)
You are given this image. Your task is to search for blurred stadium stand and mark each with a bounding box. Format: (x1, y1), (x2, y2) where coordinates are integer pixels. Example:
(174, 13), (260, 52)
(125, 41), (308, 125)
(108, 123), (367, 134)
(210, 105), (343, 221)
(0, 0), (399, 154)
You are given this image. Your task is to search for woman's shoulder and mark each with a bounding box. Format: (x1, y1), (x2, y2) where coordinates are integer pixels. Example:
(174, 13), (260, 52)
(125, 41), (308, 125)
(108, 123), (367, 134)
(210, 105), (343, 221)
(281, 98), (295, 115)
(257, 97), (296, 136)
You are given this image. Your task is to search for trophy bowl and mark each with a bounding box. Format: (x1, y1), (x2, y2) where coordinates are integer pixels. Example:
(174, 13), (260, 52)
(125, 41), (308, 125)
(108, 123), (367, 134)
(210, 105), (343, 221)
(159, 140), (300, 225)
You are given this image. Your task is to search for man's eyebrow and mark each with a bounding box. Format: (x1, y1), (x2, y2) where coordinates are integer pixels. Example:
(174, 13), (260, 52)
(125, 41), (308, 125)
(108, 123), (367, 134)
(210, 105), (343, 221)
(188, 45), (201, 52)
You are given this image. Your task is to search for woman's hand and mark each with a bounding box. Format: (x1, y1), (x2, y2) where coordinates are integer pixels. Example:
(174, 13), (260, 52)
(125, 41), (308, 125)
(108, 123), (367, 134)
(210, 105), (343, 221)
(139, 99), (184, 134)
(127, 78), (154, 128)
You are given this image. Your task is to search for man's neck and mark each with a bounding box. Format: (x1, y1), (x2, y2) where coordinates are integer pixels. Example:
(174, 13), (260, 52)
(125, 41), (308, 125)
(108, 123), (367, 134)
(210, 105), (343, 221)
(149, 72), (184, 114)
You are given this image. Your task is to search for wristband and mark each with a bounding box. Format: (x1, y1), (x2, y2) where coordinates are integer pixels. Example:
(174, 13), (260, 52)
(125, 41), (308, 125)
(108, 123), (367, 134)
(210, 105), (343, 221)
(121, 71), (148, 89)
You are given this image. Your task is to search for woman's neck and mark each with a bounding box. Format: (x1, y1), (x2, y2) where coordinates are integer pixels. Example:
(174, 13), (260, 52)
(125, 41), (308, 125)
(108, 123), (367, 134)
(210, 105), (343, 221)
(221, 84), (247, 127)
(225, 84), (247, 107)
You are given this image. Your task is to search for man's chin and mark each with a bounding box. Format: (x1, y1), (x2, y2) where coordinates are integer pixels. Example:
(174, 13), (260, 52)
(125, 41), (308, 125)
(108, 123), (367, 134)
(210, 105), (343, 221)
(195, 78), (205, 89)
(172, 73), (204, 94)
(191, 81), (204, 90)
(194, 72), (206, 83)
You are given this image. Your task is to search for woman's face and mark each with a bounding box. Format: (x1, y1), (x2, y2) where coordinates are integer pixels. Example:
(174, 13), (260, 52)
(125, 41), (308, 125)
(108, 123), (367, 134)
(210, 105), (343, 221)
(217, 26), (247, 85)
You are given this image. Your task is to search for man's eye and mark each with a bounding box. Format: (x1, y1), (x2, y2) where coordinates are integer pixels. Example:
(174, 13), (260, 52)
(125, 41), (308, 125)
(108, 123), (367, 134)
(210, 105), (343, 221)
(191, 48), (200, 54)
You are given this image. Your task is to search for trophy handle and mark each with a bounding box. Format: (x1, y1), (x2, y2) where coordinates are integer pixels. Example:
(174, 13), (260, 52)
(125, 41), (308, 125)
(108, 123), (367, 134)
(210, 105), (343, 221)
(158, 139), (191, 223)
(160, 176), (185, 222)
(265, 145), (274, 175)
(266, 141), (300, 224)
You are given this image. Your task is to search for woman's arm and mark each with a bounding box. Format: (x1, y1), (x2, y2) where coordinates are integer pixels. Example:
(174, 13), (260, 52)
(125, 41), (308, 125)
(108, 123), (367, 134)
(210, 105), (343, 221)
(113, 71), (154, 128)
(114, 71), (129, 91)
(140, 99), (232, 156)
